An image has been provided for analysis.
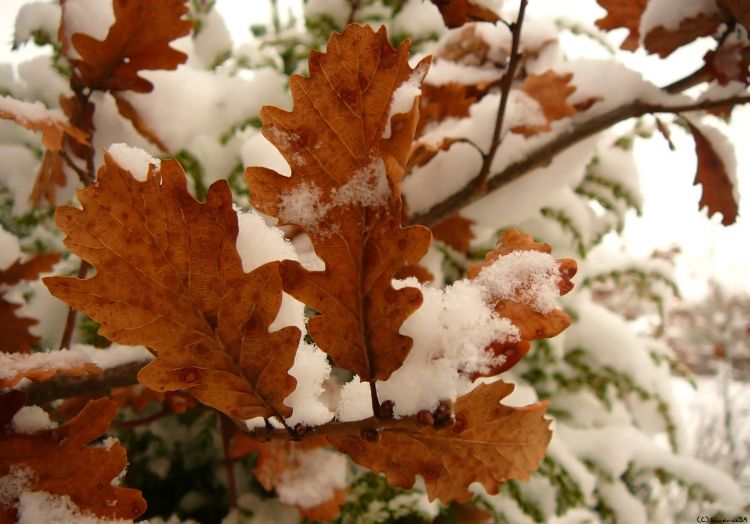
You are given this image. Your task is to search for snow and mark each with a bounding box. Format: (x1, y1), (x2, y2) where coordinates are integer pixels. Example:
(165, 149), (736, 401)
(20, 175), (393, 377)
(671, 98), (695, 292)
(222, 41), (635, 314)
(383, 62), (428, 139)
(277, 157), (390, 232)
(75, 343), (153, 369)
(392, 0), (444, 39)
(18, 491), (133, 524)
(10, 405), (56, 434)
(423, 60), (503, 86)
(640, 0), (718, 36)
(235, 210), (333, 426)
(192, 10), (232, 69)
(62, 0), (114, 60)
(107, 143), (158, 181)
(13, 2), (61, 48)
(0, 349), (94, 381)
(0, 93), (67, 125)
(303, 0), (349, 28)
(274, 447), (348, 509)
(473, 250), (562, 314)
(0, 223), (22, 269)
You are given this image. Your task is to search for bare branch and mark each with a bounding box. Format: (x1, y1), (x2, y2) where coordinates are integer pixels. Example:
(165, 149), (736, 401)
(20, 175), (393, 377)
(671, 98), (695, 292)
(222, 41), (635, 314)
(408, 93), (750, 228)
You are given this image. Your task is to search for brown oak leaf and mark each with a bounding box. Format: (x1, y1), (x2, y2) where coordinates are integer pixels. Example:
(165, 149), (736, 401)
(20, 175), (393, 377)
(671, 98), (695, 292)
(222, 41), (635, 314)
(644, 12), (724, 58)
(467, 229), (577, 377)
(0, 252), (60, 354)
(44, 154), (300, 420)
(247, 25), (432, 382)
(0, 95), (88, 152)
(704, 44), (750, 85)
(417, 83), (479, 136)
(0, 397), (146, 521)
(69, 0), (192, 93)
(430, 0), (500, 28)
(328, 381), (552, 503)
(595, 0), (648, 51)
(719, 0), (750, 29)
(687, 122), (738, 226)
(432, 213), (475, 253)
(512, 71), (578, 137)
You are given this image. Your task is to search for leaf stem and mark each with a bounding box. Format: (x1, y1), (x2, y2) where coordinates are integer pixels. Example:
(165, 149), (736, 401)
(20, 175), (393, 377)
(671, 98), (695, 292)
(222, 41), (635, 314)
(58, 260), (90, 349)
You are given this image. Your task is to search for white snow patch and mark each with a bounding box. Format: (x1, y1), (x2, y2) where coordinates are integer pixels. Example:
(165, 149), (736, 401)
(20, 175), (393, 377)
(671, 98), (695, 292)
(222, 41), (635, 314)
(473, 250), (562, 314)
(107, 143), (158, 181)
(0, 94), (67, 126)
(284, 342), (334, 427)
(75, 343), (153, 369)
(640, 0), (718, 36)
(0, 349), (94, 381)
(11, 406), (55, 434)
(383, 63), (428, 139)
(18, 490), (133, 524)
(0, 224), (22, 270)
(275, 447), (348, 509)
(62, 0), (114, 60)
(13, 2), (61, 48)
(277, 181), (327, 229)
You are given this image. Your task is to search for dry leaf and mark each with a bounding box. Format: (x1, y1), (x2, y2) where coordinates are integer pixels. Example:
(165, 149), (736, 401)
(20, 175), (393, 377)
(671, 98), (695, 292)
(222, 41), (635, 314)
(644, 12), (723, 58)
(417, 83), (479, 136)
(595, 0), (648, 51)
(467, 229), (577, 377)
(687, 122), (738, 226)
(430, 0), (500, 28)
(44, 154), (300, 420)
(30, 150), (66, 208)
(512, 71), (577, 137)
(407, 137), (463, 172)
(329, 381), (552, 503)
(0, 252), (60, 354)
(432, 213), (475, 253)
(69, 0), (192, 93)
(247, 25), (432, 382)
(0, 95), (88, 152)
(719, 0), (750, 29)
(704, 44), (750, 85)
(0, 397), (146, 521)
(110, 385), (197, 414)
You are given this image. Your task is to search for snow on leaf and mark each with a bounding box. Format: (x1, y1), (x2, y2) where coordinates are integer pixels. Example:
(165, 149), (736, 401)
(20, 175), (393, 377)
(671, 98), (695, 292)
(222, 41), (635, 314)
(229, 436), (348, 519)
(68, 0), (192, 93)
(0, 252), (60, 355)
(247, 25), (432, 382)
(511, 71), (577, 137)
(467, 229), (577, 377)
(595, 0), (648, 51)
(328, 381), (552, 503)
(0, 351), (100, 388)
(687, 121), (739, 226)
(643, 12), (723, 58)
(429, 0), (501, 29)
(0, 396), (146, 521)
(44, 154), (300, 420)
(0, 94), (88, 152)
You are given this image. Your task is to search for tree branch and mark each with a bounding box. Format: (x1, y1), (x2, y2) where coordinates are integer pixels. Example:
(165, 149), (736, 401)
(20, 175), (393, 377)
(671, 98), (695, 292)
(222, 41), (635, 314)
(408, 93), (750, 228)
(475, 0), (529, 187)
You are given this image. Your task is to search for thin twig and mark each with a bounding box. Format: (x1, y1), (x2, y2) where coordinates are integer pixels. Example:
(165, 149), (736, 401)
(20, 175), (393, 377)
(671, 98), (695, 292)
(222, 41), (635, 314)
(347, 0), (361, 25)
(475, 0), (529, 188)
(58, 260), (90, 349)
(112, 408), (170, 429)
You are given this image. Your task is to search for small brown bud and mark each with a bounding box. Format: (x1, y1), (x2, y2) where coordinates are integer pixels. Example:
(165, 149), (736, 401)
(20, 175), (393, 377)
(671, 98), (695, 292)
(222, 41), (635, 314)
(416, 410), (434, 426)
(433, 400), (454, 428)
(360, 427), (381, 442)
(378, 399), (394, 418)
(292, 424), (308, 438)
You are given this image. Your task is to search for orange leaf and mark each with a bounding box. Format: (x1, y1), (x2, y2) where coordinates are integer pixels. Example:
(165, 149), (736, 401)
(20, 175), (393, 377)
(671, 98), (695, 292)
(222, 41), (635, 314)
(704, 44), (750, 85)
(430, 0), (500, 28)
(30, 150), (67, 208)
(467, 229), (577, 377)
(719, 0), (750, 29)
(329, 381), (552, 503)
(69, 0), (192, 93)
(687, 122), (738, 226)
(595, 0), (648, 51)
(512, 71), (577, 137)
(298, 488), (348, 522)
(417, 84), (479, 136)
(0, 95), (88, 152)
(0, 252), (61, 354)
(246, 25), (432, 382)
(0, 397), (146, 521)
(432, 213), (475, 253)
(643, 12), (723, 58)
(44, 154), (301, 420)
